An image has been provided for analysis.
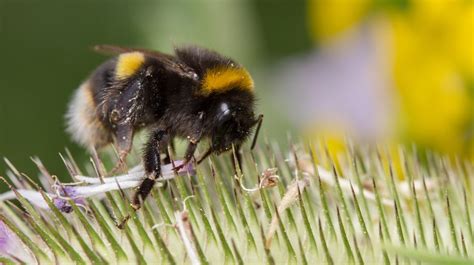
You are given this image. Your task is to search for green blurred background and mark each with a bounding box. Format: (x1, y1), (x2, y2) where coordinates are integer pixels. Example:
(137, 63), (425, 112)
(1, 0), (473, 188)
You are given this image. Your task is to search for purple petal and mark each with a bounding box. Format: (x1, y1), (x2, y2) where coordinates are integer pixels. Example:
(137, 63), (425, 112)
(273, 26), (393, 139)
(169, 161), (196, 177)
(0, 221), (33, 263)
(52, 186), (86, 213)
(0, 161), (196, 214)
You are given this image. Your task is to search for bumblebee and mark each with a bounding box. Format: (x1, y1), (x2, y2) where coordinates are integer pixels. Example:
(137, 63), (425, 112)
(66, 45), (262, 227)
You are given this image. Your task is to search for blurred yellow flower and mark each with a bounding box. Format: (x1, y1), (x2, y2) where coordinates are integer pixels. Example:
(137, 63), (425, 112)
(308, 0), (372, 40)
(308, 0), (474, 157)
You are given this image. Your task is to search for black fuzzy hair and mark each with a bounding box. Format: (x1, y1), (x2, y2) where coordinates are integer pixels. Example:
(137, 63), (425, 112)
(175, 46), (238, 77)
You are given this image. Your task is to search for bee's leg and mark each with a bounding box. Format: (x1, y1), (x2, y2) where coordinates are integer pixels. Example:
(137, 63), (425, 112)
(183, 140), (198, 163)
(196, 147), (212, 164)
(161, 138), (173, 164)
(173, 136), (200, 171)
(161, 136), (173, 189)
(111, 125), (133, 174)
(163, 138), (176, 164)
(117, 129), (167, 229)
(231, 144), (242, 175)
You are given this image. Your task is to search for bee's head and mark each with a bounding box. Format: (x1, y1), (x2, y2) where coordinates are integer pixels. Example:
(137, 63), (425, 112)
(194, 60), (259, 154)
(209, 99), (257, 154)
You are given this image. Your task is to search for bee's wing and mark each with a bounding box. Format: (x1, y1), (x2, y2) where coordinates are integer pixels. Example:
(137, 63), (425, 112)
(94, 44), (199, 81)
(94, 44), (175, 59)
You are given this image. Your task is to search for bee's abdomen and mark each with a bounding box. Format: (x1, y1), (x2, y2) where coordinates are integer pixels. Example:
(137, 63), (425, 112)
(65, 81), (112, 149)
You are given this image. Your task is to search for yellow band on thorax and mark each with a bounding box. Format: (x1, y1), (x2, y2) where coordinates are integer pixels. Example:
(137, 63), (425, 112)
(115, 52), (145, 79)
(201, 66), (254, 95)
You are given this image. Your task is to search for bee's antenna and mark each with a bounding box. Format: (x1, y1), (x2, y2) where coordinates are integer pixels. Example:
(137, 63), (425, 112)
(251, 114), (264, 150)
